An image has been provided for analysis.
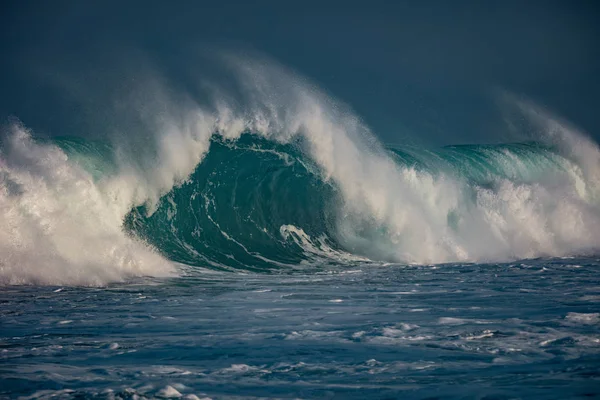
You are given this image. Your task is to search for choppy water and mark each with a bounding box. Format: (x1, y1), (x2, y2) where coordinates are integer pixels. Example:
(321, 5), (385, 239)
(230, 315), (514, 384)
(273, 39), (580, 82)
(2, 258), (599, 399)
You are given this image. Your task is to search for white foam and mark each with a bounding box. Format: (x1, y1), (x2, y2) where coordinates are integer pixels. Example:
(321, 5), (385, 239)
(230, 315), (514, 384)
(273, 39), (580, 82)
(279, 224), (370, 263)
(465, 330), (495, 340)
(565, 312), (600, 325)
(156, 385), (182, 398)
(3, 53), (600, 287)
(0, 126), (175, 286)
(438, 317), (467, 325)
(219, 364), (256, 374)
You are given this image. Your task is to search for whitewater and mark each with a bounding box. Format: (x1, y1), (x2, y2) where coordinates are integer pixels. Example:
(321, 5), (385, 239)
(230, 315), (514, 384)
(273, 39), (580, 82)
(1, 55), (599, 398)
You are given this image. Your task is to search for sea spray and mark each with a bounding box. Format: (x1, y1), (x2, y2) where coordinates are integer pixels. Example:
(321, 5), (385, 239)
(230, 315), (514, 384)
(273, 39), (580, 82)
(0, 125), (173, 285)
(1, 54), (600, 285)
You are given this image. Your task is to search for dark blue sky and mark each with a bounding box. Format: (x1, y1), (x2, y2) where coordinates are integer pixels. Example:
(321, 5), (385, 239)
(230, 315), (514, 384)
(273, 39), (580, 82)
(1, 0), (599, 145)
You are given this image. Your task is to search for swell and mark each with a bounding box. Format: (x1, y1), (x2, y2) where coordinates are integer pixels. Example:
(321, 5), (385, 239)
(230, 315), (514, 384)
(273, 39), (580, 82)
(112, 135), (597, 271)
(2, 125), (600, 285)
(1, 54), (600, 285)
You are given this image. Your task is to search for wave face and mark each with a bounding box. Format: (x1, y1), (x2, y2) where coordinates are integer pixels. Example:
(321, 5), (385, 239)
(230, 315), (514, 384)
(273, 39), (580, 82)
(1, 55), (600, 284)
(118, 134), (600, 272)
(124, 134), (344, 271)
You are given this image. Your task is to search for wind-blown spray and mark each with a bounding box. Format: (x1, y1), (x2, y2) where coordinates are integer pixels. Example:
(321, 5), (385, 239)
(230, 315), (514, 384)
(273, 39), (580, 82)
(1, 54), (599, 285)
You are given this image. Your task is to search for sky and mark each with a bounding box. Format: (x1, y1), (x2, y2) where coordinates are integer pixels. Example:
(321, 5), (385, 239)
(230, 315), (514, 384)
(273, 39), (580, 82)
(1, 0), (599, 146)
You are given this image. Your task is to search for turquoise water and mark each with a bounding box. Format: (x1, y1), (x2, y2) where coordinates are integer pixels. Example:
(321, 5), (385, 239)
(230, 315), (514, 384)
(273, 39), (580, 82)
(112, 135), (582, 271)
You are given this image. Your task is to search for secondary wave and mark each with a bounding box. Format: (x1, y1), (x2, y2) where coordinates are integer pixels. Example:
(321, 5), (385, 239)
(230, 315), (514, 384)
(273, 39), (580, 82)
(1, 54), (599, 285)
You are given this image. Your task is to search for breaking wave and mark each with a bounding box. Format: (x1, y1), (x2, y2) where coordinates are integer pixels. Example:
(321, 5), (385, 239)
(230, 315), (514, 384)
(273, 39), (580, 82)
(1, 55), (599, 285)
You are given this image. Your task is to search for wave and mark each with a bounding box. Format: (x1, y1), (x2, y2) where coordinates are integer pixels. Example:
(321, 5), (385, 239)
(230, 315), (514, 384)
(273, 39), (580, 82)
(1, 55), (599, 285)
(124, 134), (600, 271)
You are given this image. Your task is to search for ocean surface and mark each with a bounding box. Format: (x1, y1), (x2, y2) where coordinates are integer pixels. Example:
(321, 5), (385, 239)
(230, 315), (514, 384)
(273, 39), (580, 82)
(2, 259), (600, 399)
(1, 56), (600, 398)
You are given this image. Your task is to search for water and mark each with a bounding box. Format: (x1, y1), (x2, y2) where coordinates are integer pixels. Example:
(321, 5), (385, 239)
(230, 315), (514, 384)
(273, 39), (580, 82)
(1, 54), (600, 398)
(2, 259), (600, 399)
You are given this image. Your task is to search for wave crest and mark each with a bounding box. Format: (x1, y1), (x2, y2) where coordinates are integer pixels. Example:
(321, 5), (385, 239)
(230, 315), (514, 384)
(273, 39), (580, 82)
(1, 54), (599, 285)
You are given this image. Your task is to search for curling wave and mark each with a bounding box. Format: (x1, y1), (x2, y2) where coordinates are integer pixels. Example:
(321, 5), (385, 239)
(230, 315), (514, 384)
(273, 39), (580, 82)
(123, 134), (600, 271)
(1, 54), (599, 285)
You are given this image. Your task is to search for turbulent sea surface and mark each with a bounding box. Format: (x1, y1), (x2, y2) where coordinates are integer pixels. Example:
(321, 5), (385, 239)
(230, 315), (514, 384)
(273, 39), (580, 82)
(2, 260), (600, 399)
(1, 56), (600, 398)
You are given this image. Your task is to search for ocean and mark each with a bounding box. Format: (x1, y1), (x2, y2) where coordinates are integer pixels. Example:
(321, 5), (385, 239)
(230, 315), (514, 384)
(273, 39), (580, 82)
(1, 55), (599, 399)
